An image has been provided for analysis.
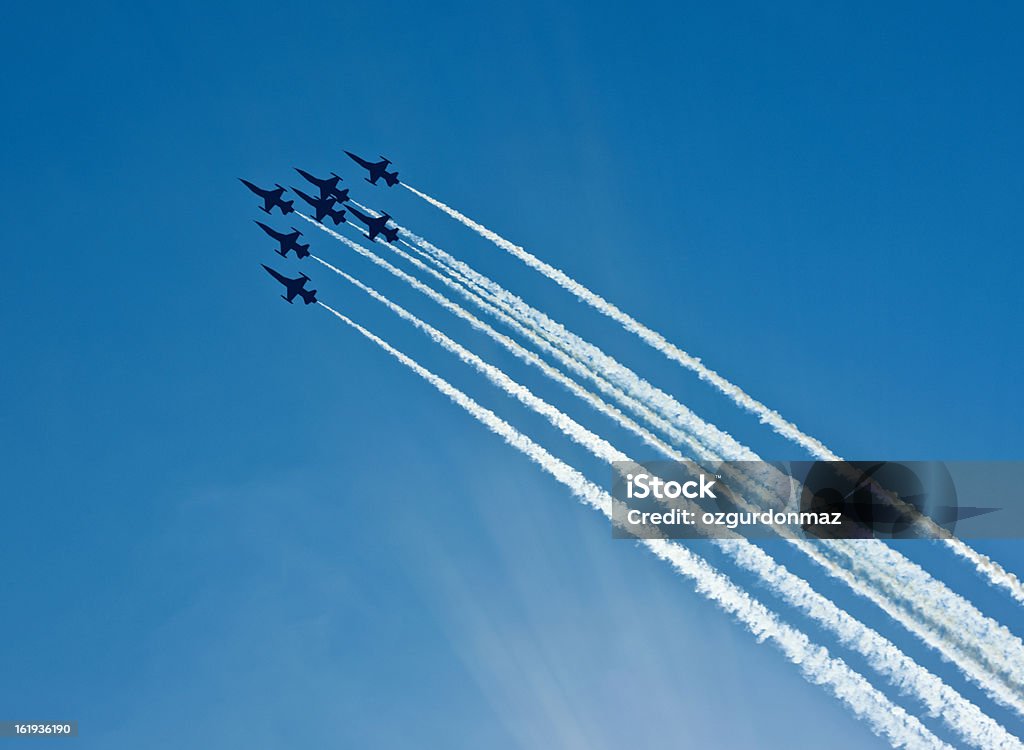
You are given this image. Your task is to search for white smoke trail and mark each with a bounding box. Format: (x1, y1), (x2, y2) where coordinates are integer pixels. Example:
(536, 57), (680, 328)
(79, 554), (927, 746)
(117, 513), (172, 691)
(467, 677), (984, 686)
(329, 204), (1024, 713)
(306, 211), (1024, 715)
(298, 215), (683, 461)
(818, 539), (1024, 711)
(317, 300), (954, 750)
(401, 182), (833, 456)
(313, 211), (769, 498)
(314, 256), (626, 465)
(399, 229), (1024, 714)
(345, 203), (761, 464)
(317, 272), (1017, 747)
(385, 236), (725, 470)
(399, 185), (1024, 607)
(948, 544), (1024, 608)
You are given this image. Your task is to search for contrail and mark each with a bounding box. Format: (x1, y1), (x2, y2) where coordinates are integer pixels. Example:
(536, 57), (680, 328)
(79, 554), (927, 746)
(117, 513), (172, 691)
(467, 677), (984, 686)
(818, 538), (1024, 713)
(317, 300), (954, 750)
(299, 216), (683, 461)
(401, 182), (833, 457)
(314, 256), (625, 465)
(719, 540), (1023, 750)
(387, 236), (737, 474)
(311, 210), (771, 497)
(307, 212), (1024, 714)
(346, 203), (762, 465)
(316, 272), (1016, 747)
(399, 185), (1024, 607)
(356, 212), (1024, 692)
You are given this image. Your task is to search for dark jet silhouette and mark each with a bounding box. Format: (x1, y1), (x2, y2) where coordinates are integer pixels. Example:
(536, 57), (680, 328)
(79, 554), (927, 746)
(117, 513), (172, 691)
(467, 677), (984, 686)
(263, 264), (317, 304)
(240, 179), (294, 215)
(255, 220), (310, 260)
(344, 151), (399, 186)
(348, 205), (400, 244)
(292, 187), (347, 225)
(295, 168), (350, 203)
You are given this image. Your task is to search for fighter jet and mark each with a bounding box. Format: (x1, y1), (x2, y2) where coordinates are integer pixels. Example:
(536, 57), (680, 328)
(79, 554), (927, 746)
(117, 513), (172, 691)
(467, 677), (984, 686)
(262, 264), (317, 304)
(344, 151), (400, 186)
(292, 187), (347, 225)
(295, 168), (350, 203)
(239, 179), (294, 215)
(254, 220), (310, 260)
(347, 205), (400, 244)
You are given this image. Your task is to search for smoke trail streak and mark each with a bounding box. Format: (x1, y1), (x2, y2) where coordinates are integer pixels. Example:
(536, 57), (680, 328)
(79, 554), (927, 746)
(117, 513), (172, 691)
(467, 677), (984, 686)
(399, 223), (1024, 714)
(818, 539), (1024, 711)
(315, 255), (625, 465)
(317, 300), (954, 750)
(400, 182), (831, 455)
(399, 185), (1024, 607)
(298, 215), (684, 461)
(311, 211), (770, 499)
(332, 209), (1024, 716)
(346, 203), (762, 465)
(318, 266), (1017, 746)
(947, 544), (1024, 607)
(386, 237), (724, 469)
(307, 211), (1024, 714)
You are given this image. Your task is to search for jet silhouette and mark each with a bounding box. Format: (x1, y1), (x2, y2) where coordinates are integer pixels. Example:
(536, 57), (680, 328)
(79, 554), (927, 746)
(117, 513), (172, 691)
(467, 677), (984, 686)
(348, 205), (399, 244)
(254, 221), (310, 259)
(295, 168), (350, 203)
(292, 187), (347, 225)
(262, 264), (317, 304)
(240, 179), (294, 215)
(344, 151), (399, 186)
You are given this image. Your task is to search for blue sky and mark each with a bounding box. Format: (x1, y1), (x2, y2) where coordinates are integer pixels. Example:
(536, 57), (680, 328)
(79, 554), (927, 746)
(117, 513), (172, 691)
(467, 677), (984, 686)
(1, 1), (1022, 747)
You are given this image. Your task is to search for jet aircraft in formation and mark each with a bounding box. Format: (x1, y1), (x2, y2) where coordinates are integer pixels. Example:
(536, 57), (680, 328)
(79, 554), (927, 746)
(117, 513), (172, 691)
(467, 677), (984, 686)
(254, 221), (310, 259)
(239, 179), (294, 215)
(295, 168), (350, 203)
(293, 187), (347, 226)
(348, 205), (400, 244)
(246, 150), (403, 305)
(262, 264), (317, 304)
(345, 151), (400, 187)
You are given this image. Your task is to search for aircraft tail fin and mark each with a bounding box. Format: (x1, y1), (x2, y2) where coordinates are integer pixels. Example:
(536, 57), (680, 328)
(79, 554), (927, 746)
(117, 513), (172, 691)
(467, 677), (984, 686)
(281, 200), (295, 214)
(300, 288), (318, 304)
(384, 172), (400, 187)
(296, 245), (310, 259)
(330, 209), (347, 225)
(383, 226), (400, 244)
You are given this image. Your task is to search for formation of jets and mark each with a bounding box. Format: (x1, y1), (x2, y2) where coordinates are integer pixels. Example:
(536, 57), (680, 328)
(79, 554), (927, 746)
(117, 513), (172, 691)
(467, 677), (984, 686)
(244, 150), (402, 305)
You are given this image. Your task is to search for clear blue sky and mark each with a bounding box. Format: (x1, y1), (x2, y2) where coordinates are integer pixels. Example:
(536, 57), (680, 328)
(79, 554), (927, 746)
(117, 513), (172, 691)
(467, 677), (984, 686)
(1, 2), (1022, 747)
